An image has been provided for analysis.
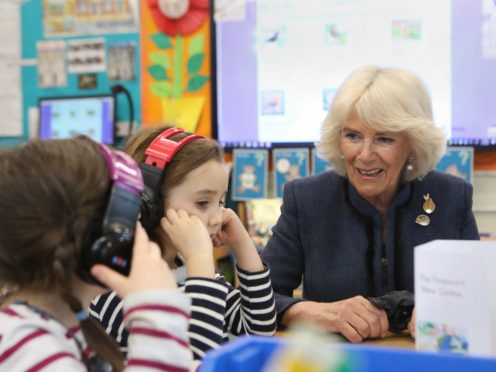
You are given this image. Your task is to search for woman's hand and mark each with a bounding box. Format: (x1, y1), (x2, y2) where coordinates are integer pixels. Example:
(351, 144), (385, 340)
(161, 208), (216, 278)
(282, 296), (389, 343)
(212, 208), (264, 272)
(90, 223), (177, 299)
(408, 308), (416, 338)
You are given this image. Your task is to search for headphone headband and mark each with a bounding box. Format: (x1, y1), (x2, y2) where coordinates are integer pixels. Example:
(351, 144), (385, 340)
(139, 127), (205, 232)
(144, 127), (205, 169)
(97, 143), (144, 195)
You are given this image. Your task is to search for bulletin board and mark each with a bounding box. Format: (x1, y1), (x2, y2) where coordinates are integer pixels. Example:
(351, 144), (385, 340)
(0, 0), (141, 147)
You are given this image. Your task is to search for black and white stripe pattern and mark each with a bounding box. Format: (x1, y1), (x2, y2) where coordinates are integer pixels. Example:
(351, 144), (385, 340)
(90, 264), (276, 360)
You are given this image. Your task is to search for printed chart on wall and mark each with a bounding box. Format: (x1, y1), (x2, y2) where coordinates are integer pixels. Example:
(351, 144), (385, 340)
(37, 40), (67, 88)
(0, 1), (22, 136)
(42, 0), (139, 37)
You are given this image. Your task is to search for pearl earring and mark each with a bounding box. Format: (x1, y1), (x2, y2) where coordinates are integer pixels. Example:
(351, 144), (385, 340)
(406, 154), (415, 171)
(340, 154), (344, 160)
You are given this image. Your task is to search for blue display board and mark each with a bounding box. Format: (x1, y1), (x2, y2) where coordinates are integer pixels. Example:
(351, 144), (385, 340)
(0, 1), (140, 147)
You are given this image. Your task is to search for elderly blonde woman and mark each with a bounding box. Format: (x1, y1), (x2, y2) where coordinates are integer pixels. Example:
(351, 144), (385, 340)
(262, 65), (479, 343)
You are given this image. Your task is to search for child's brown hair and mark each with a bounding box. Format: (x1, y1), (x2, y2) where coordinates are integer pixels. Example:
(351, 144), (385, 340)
(0, 137), (125, 371)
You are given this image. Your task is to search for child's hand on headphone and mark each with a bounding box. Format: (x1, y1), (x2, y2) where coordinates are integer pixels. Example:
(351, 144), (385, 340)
(90, 223), (177, 298)
(161, 209), (216, 278)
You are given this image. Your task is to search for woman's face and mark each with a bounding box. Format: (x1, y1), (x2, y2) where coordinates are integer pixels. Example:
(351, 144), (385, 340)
(165, 159), (228, 238)
(340, 111), (412, 211)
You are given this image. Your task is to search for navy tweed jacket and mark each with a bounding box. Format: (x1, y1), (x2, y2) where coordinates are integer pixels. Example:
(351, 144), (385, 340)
(261, 170), (480, 320)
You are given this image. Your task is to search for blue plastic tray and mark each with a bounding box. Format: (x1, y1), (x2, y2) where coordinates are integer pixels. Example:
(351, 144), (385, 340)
(200, 336), (496, 372)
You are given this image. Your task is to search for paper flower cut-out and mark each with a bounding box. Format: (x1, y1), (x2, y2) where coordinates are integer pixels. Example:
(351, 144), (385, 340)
(148, 0), (209, 36)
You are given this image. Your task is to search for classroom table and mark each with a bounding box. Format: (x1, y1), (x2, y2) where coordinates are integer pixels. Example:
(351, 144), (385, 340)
(275, 330), (415, 349)
(363, 331), (415, 349)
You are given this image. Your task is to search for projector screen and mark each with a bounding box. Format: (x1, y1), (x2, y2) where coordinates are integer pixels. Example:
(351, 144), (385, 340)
(39, 95), (115, 144)
(213, 0), (496, 148)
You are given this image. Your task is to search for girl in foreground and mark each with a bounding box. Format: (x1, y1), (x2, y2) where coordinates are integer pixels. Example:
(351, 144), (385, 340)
(0, 138), (192, 371)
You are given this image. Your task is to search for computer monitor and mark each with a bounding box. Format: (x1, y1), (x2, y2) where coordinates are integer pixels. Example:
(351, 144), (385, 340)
(38, 95), (115, 144)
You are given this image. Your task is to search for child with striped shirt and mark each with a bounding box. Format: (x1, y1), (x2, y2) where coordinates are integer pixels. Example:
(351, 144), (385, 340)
(91, 126), (277, 360)
(0, 138), (192, 371)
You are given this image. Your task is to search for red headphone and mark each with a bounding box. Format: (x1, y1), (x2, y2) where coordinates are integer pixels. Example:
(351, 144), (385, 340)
(139, 127), (204, 231)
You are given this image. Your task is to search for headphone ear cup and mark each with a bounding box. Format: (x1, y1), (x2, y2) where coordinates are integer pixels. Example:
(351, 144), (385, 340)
(140, 188), (163, 233)
(83, 233), (133, 283)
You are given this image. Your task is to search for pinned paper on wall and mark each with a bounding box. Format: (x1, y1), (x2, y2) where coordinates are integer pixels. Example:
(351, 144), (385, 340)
(107, 42), (136, 81)
(42, 0), (139, 37)
(0, 0), (22, 136)
(273, 148), (309, 198)
(232, 149), (269, 201)
(37, 40), (67, 88)
(67, 38), (106, 74)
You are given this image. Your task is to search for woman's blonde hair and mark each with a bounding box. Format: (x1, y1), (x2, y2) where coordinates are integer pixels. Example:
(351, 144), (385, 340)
(316, 65), (446, 181)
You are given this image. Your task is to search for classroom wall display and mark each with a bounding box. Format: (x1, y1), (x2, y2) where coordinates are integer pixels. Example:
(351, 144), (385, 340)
(7, 1), (209, 146)
(273, 148), (309, 198)
(16, 0), (140, 146)
(232, 149), (269, 201)
(311, 148), (335, 175)
(435, 146), (474, 184)
(140, 1), (212, 136)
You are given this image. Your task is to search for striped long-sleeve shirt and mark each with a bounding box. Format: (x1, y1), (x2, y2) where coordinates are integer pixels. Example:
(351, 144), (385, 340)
(90, 264), (277, 360)
(0, 290), (192, 371)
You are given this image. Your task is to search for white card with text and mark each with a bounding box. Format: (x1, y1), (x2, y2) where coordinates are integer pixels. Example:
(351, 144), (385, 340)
(414, 240), (496, 357)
